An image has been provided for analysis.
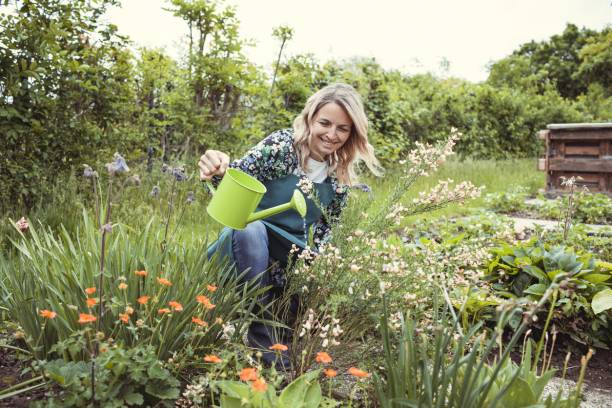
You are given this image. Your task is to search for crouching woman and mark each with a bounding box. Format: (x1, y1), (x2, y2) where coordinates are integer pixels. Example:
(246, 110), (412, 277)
(198, 83), (382, 368)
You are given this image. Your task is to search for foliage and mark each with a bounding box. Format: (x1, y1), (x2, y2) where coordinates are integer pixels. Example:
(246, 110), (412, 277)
(0, 0), (134, 210)
(485, 189), (612, 225)
(373, 294), (585, 408)
(35, 342), (179, 407)
(488, 23), (610, 100)
(280, 130), (483, 374)
(484, 186), (529, 213)
(0, 154), (261, 360)
(483, 239), (612, 347)
(539, 192), (612, 225)
(2, 1), (610, 212)
(213, 369), (332, 408)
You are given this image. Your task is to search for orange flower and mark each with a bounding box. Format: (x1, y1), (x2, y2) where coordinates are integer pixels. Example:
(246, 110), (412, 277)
(269, 343), (288, 351)
(118, 282), (128, 290)
(192, 317), (208, 327)
(78, 313), (97, 324)
(39, 309), (57, 319)
(157, 277), (172, 287)
(251, 377), (267, 392)
(315, 351), (332, 364)
(137, 295), (150, 305)
(119, 313), (129, 323)
(86, 297), (98, 308)
(158, 308), (171, 314)
(168, 301), (183, 312)
(207, 284), (218, 292)
(85, 287), (96, 295)
(196, 295), (215, 310)
(323, 368), (338, 378)
(134, 270), (148, 277)
(347, 367), (370, 378)
(239, 367), (258, 381)
(204, 354), (222, 363)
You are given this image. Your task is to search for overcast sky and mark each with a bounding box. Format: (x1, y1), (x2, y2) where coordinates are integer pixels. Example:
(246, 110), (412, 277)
(104, 0), (611, 82)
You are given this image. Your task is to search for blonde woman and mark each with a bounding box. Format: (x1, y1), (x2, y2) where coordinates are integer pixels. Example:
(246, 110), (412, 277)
(198, 83), (382, 368)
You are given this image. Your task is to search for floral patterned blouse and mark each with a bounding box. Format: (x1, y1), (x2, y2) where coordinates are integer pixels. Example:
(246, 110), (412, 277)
(222, 129), (349, 250)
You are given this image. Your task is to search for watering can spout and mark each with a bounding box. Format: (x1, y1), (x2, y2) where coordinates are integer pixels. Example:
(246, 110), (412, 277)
(246, 189), (307, 223)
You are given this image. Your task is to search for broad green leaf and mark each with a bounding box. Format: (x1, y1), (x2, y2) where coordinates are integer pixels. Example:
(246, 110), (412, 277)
(546, 269), (566, 281)
(580, 273), (610, 284)
(145, 383), (180, 400)
(214, 381), (251, 400)
(522, 265), (548, 282)
(592, 289), (612, 315)
(303, 380), (323, 408)
(124, 392), (144, 405)
(279, 369), (320, 407)
(499, 377), (537, 406)
(220, 395), (244, 408)
(523, 283), (547, 296)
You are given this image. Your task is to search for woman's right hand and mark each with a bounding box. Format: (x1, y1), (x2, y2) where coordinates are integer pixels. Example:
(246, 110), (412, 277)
(198, 150), (230, 180)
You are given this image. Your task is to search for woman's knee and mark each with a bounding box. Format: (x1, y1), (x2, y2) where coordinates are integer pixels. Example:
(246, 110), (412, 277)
(232, 221), (268, 253)
(232, 221), (270, 280)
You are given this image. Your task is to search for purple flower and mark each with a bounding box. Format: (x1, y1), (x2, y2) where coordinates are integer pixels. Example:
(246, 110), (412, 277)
(106, 153), (130, 175)
(172, 166), (186, 181)
(150, 185), (161, 197)
(352, 183), (371, 193)
(83, 165), (97, 178)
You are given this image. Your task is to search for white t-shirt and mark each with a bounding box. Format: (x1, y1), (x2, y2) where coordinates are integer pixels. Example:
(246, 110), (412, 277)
(305, 158), (329, 183)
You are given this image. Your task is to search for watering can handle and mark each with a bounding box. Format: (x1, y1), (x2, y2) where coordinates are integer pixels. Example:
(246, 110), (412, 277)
(204, 180), (215, 195)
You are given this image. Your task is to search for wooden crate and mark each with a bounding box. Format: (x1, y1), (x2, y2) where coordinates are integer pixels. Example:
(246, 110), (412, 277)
(537, 123), (612, 195)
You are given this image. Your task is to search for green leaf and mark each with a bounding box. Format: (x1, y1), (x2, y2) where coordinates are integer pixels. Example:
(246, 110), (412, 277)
(499, 377), (537, 406)
(124, 392), (144, 405)
(523, 283), (547, 296)
(522, 265), (548, 282)
(303, 380), (323, 408)
(145, 383), (180, 400)
(278, 369), (321, 407)
(214, 381), (251, 400)
(580, 273), (611, 284)
(220, 395), (244, 408)
(592, 289), (612, 315)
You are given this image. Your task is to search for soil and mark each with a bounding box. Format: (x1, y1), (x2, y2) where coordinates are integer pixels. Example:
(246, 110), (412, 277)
(0, 346), (47, 407)
(546, 343), (612, 391)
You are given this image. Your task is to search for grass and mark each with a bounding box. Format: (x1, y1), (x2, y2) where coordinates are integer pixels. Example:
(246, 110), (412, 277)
(353, 158), (544, 224)
(0, 158), (542, 251)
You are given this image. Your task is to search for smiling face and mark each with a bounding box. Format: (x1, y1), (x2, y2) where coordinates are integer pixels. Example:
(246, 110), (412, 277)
(308, 102), (353, 161)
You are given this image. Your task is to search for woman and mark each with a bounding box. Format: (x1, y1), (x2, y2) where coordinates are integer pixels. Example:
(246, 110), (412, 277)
(198, 83), (382, 368)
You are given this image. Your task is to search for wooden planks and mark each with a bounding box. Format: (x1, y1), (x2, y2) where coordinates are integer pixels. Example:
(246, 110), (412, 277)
(537, 123), (612, 195)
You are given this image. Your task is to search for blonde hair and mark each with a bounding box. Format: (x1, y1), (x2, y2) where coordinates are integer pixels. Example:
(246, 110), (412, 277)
(292, 83), (383, 185)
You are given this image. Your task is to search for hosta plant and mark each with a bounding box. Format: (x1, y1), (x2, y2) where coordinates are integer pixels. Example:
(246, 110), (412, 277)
(484, 239), (612, 347)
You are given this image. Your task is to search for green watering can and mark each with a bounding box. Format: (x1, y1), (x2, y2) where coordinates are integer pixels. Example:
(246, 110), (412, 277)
(205, 168), (307, 230)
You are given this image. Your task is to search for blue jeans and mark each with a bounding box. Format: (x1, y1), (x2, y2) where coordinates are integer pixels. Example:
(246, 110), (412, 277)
(232, 221), (292, 369)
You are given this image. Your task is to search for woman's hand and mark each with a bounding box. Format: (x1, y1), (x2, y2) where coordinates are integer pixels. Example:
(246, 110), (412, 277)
(198, 150), (230, 180)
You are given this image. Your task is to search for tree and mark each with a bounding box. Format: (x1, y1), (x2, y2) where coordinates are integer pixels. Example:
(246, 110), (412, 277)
(576, 29), (612, 95)
(270, 25), (294, 95)
(487, 23), (603, 99)
(0, 0), (134, 210)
